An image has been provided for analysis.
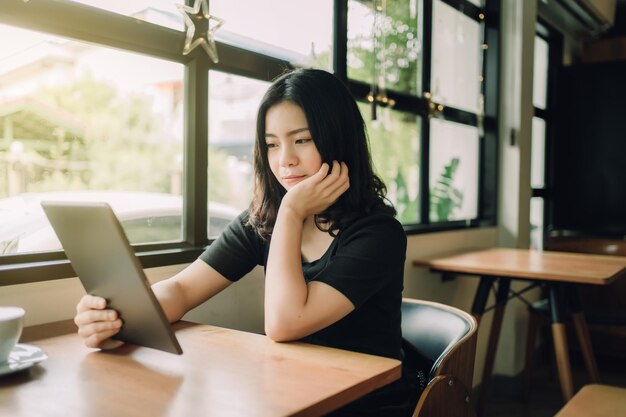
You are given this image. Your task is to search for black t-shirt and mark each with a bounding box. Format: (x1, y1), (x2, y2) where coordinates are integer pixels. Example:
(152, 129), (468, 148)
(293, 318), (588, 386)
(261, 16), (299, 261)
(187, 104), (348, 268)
(200, 209), (406, 359)
(200, 209), (416, 416)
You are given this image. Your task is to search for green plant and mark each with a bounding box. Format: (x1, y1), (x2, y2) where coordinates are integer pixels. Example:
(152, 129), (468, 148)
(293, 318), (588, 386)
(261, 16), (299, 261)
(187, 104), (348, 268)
(430, 157), (463, 221)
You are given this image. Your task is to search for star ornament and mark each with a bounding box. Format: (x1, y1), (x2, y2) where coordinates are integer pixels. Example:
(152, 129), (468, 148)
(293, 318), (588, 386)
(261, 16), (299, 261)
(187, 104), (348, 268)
(177, 0), (224, 63)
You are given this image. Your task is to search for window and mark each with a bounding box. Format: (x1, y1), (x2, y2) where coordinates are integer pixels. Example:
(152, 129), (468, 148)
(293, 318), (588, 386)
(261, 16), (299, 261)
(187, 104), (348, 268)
(0, 24), (185, 253)
(207, 71), (269, 235)
(0, 0), (302, 283)
(362, 104), (421, 224)
(347, 0), (497, 230)
(529, 22), (562, 250)
(431, 0), (483, 113)
(429, 119), (479, 222)
(348, 0), (422, 94)
(212, 0), (334, 70)
(0, 0), (500, 284)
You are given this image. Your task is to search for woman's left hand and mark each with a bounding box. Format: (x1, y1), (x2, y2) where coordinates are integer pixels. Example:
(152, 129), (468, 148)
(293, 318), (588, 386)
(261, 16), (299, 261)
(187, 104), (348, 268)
(281, 160), (349, 220)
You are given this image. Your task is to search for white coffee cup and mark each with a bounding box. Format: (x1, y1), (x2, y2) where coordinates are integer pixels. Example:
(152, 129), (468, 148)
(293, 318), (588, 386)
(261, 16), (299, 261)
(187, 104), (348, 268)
(0, 306), (25, 364)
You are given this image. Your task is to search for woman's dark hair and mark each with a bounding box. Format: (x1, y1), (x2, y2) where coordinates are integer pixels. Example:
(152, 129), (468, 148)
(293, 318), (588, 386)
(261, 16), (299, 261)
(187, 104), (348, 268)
(247, 68), (395, 239)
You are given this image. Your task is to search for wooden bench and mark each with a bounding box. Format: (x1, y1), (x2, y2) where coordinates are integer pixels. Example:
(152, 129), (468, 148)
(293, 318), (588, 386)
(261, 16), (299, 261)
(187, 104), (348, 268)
(555, 384), (626, 417)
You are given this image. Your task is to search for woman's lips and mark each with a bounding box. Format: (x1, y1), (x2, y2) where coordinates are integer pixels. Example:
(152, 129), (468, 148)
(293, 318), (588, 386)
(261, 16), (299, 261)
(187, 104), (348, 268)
(282, 175), (306, 186)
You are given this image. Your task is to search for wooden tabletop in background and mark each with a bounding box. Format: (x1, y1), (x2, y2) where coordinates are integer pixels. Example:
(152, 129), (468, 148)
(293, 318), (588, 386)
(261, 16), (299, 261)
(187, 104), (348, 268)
(413, 248), (626, 285)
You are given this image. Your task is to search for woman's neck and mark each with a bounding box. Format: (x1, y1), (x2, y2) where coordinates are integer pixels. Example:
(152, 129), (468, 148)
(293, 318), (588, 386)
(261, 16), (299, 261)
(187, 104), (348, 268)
(301, 216), (334, 263)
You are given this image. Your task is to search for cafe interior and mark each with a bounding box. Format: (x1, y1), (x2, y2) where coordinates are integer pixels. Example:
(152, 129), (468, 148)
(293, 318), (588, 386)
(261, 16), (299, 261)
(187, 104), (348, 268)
(1, 0), (625, 416)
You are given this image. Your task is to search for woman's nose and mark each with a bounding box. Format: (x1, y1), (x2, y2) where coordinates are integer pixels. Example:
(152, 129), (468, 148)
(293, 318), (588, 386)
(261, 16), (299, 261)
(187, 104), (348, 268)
(279, 146), (297, 167)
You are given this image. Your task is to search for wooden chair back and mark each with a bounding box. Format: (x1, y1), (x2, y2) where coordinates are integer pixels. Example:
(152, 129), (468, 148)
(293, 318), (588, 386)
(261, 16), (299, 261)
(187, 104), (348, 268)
(401, 298), (478, 417)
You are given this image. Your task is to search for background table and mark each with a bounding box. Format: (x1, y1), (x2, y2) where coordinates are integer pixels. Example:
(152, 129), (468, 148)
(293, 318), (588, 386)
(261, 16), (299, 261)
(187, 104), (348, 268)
(1, 321), (401, 417)
(554, 384), (626, 417)
(413, 248), (626, 415)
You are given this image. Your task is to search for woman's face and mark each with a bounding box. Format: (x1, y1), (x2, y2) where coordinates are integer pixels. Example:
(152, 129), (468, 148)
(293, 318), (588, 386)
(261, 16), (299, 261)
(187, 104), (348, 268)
(264, 101), (323, 190)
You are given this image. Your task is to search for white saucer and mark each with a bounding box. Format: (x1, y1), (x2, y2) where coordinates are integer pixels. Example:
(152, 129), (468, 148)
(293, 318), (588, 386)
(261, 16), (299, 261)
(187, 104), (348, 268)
(0, 343), (48, 376)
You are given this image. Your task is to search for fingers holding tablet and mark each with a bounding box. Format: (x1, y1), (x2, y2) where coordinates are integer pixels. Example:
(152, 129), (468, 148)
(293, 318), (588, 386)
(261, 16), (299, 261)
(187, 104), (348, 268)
(75, 294), (124, 349)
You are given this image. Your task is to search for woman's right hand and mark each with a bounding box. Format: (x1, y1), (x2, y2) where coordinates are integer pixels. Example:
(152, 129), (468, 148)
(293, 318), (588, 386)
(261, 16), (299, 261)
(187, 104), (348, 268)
(74, 294), (124, 350)
(281, 161), (350, 220)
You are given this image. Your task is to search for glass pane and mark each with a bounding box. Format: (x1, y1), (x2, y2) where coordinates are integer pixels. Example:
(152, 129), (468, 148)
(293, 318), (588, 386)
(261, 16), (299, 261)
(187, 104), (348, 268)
(212, 0), (333, 70)
(348, 0), (422, 95)
(0, 24), (184, 254)
(533, 35), (549, 109)
(70, 0), (184, 30)
(531, 117), (546, 189)
(530, 197), (544, 250)
(431, 0), (482, 113)
(359, 103), (421, 224)
(207, 71), (269, 237)
(429, 119), (479, 222)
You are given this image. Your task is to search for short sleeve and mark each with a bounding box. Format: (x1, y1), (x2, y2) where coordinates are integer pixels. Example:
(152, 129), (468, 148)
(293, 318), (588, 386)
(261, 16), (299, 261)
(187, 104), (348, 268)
(199, 210), (266, 282)
(312, 214), (407, 308)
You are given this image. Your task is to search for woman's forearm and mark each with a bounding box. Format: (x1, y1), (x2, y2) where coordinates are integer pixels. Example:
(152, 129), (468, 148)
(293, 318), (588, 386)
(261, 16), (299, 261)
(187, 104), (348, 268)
(264, 206), (308, 340)
(152, 278), (188, 323)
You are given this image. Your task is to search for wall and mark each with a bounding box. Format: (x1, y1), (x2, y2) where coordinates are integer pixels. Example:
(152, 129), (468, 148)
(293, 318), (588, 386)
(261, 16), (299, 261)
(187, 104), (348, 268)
(0, 264), (266, 333)
(491, 0), (541, 381)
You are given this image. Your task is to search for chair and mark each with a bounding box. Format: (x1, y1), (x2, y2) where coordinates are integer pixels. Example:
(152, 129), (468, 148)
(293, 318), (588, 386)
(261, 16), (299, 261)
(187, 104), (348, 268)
(401, 298), (478, 417)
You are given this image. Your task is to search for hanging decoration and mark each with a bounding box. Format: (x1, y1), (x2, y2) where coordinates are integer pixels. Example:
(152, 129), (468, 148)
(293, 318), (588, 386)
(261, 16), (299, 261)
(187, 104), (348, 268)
(369, 0), (394, 124)
(177, 0), (224, 63)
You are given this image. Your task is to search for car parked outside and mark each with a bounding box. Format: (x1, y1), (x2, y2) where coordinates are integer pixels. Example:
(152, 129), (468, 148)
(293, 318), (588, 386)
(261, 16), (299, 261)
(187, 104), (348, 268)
(0, 191), (240, 254)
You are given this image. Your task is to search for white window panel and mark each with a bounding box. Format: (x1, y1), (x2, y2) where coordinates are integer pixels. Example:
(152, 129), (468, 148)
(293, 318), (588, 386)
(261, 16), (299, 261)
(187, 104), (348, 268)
(530, 197), (544, 250)
(212, 0), (333, 70)
(533, 35), (549, 110)
(207, 71), (269, 237)
(531, 117), (546, 189)
(431, 0), (482, 113)
(347, 0), (422, 95)
(360, 104), (422, 224)
(429, 118), (479, 222)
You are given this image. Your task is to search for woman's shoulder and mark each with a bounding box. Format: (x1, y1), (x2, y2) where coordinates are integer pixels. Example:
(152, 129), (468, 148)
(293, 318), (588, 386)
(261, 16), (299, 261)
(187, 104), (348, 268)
(340, 208), (405, 240)
(333, 209), (406, 261)
(350, 207), (402, 226)
(221, 209), (261, 241)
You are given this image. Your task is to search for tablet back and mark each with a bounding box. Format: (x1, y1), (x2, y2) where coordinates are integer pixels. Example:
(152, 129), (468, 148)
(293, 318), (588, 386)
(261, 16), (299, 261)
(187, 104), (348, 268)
(41, 201), (182, 355)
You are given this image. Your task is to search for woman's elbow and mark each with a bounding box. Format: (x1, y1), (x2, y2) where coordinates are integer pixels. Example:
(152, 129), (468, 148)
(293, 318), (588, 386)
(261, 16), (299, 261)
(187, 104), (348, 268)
(264, 318), (300, 342)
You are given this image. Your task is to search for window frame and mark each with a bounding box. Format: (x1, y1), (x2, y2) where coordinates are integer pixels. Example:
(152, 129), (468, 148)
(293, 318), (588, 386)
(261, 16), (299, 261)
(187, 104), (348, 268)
(344, 0), (499, 232)
(0, 0), (500, 286)
(530, 19), (563, 248)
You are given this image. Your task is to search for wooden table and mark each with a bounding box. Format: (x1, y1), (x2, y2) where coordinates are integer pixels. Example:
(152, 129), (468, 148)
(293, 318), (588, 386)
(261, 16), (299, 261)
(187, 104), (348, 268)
(0, 321), (401, 417)
(555, 384), (626, 417)
(413, 248), (626, 415)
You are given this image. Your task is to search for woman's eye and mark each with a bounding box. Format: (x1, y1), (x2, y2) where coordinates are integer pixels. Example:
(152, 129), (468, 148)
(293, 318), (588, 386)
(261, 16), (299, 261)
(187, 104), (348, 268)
(266, 143), (277, 148)
(295, 138), (312, 144)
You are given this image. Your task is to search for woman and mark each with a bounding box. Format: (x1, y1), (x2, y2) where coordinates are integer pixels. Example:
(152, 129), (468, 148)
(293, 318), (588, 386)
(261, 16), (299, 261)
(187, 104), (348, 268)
(75, 68), (417, 415)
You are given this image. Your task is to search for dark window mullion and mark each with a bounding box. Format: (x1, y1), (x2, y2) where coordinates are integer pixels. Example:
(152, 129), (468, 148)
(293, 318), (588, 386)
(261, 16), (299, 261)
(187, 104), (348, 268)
(347, 80), (431, 116)
(421, 0), (435, 224)
(534, 107), (551, 120)
(212, 44), (292, 82)
(543, 22), (563, 237)
(334, 0), (348, 80)
(184, 58), (209, 247)
(479, 0), (500, 221)
(420, 119), (432, 224)
(437, 0), (485, 22)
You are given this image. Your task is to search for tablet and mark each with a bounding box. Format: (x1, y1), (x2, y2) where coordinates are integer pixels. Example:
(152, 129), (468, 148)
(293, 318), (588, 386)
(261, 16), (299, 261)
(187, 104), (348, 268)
(41, 200), (182, 355)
